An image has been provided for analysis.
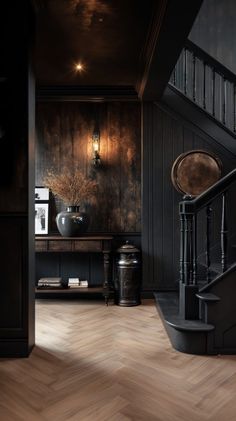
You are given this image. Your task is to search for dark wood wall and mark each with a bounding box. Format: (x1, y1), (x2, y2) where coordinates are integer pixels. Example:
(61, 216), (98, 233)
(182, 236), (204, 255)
(36, 101), (141, 233)
(189, 0), (236, 73)
(35, 101), (142, 288)
(142, 101), (236, 290)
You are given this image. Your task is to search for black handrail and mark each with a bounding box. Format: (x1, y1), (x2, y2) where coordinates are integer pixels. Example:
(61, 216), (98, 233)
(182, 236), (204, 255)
(174, 41), (236, 318)
(185, 40), (236, 84)
(179, 168), (236, 316)
(170, 40), (236, 135)
(180, 168), (236, 213)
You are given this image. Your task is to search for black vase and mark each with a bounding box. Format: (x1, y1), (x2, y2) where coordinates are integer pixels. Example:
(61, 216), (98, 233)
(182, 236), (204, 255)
(56, 206), (89, 237)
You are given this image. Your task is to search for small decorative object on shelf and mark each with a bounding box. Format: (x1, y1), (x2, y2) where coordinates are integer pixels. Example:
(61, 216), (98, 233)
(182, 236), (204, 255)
(79, 280), (88, 288)
(35, 186), (50, 235)
(44, 165), (98, 237)
(35, 203), (49, 235)
(35, 187), (49, 201)
(68, 278), (80, 287)
(56, 206), (89, 237)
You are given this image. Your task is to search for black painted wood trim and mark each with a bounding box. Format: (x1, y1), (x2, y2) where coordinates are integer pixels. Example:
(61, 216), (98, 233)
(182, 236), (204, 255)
(36, 85), (139, 102)
(139, 0), (203, 100)
(137, 0), (168, 97)
(0, 341), (34, 358)
(163, 85), (236, 155)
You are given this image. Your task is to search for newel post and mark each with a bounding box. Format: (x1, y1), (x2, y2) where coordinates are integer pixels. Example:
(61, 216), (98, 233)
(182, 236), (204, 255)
(179, 196), (199, 320)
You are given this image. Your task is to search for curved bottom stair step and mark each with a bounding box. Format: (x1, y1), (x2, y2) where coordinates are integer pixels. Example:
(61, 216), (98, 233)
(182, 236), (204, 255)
(165, 316), (214, 332)
(196, 292), (220, 303)
(154, 292), (216, 355)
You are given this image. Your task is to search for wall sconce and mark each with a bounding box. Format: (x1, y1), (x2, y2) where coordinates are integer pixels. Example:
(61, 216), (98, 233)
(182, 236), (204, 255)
(92, 130), (101, 167)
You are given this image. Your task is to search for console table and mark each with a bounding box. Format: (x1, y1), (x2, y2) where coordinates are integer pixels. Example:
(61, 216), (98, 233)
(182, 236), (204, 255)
(35, 235), (113, 304)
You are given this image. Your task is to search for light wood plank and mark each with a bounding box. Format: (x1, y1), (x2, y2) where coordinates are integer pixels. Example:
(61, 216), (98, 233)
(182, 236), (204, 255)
(0, 299), (236, 420)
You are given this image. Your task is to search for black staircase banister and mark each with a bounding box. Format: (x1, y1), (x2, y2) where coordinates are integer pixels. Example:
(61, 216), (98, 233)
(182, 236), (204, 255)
(185, 40), (236, 84)
(180, 168), (236, 213)
(175, 41), (236, 316)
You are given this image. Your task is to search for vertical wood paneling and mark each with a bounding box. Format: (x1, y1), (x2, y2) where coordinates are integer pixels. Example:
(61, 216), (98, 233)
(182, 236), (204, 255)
(142, 102), (154, 288)
(0, 219), (24, 332)
(162, 112), (174, 286)
(153, 103), (163, 288)
(142, 101), (236, 290)
(36, 102), (141, 233)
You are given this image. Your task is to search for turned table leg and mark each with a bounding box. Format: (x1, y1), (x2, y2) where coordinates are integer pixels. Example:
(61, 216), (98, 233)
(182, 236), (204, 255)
(103, 252), (111, 305)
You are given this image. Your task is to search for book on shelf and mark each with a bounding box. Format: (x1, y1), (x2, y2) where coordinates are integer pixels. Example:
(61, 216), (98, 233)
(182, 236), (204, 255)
(68, 279), (88, 288)
(80, 280), (88, 287)
(68, 278), (80, 287)
(37, 285), (64, 289)
(37, 277), (63, 288)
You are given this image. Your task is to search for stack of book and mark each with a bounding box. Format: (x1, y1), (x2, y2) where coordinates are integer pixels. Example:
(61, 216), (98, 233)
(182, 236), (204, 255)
(68, 278), (88, 288)
(37, 277), (62, 288)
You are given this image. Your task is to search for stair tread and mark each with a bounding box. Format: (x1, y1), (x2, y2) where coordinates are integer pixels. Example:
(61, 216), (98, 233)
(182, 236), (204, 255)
(196, 292), (220, 302)
(165, 316), (215, 332)
(154, 292), (215, 332)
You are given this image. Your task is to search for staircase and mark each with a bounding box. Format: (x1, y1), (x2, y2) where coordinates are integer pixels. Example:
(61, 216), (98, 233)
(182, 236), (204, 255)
(155, 40), (236, 355)
(155, 168), (236, 354)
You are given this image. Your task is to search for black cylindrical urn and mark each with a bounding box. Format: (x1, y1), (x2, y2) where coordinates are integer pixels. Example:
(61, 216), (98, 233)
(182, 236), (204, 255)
(116, 242), (141, 306)
(56, 206), (89, 237)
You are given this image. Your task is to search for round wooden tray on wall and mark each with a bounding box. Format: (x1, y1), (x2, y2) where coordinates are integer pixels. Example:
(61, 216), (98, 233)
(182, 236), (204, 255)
(171, 150), (222, 197)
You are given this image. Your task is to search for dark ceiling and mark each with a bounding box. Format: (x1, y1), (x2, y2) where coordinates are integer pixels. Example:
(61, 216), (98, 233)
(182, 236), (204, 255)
(34, 0), (156, 86)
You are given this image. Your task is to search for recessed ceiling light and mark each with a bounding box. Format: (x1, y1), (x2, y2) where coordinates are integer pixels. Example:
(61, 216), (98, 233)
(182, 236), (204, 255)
(75, 62), (84, 72)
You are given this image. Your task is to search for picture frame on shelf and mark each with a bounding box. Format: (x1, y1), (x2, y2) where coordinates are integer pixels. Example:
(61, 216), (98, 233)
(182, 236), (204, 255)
(35, 202), (49, 235)
(35, 186), (49, 202)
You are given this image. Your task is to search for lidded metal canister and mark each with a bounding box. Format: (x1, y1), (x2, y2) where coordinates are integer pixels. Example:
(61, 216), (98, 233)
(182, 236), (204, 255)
(116, 241), (141, 306)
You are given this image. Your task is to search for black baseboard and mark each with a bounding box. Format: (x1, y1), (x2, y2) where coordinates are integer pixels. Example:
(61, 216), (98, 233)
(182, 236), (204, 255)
(141, 291), (155, 298)
(36, 290), (155, 301)
(0, 341), (34, 358)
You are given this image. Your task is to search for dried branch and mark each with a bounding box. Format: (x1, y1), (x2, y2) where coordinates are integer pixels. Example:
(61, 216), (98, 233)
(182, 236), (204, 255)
(44, 169), (98, 206)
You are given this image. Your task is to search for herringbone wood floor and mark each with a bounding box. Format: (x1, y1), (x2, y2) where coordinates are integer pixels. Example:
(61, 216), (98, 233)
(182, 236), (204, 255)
(1, 299), (236, 421)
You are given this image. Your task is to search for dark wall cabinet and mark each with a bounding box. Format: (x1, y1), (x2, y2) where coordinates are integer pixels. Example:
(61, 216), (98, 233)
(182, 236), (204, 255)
(0, 2), (35, 357)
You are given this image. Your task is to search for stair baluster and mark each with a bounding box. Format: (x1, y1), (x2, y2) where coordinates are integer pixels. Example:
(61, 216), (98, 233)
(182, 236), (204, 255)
(206, 205), (212, 282)
(193, 214), (197, 285)
(193, 53), (196, 102)
(221, 192), (228, 272)
(223, 77), (226, 126)
(173, 65), (176, 86)
(179, 212), (185, 284)
(184, 48), (187, 95)
(203, 61), (206, 110)
(234, 84), (236, 132)
(183, 197), (194, 285)
(212, 69), (215, 117)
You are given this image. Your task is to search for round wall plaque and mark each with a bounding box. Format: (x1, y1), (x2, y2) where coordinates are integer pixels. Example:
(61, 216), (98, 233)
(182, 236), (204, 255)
(171, 150), (222, 196)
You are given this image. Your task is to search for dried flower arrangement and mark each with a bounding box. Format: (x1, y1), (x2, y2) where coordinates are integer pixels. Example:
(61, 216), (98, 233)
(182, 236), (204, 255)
(44, 168), (98, 206)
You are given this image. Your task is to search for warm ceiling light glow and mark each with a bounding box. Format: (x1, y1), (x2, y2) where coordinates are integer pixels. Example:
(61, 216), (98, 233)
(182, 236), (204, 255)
(75, 62), (84, 72)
